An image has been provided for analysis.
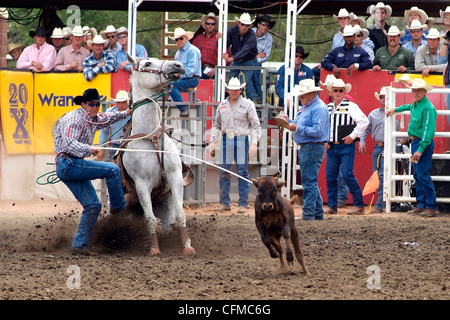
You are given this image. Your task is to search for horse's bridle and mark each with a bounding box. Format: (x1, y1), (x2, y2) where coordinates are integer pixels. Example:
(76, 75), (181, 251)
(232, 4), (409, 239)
(137, 59), (169, 80)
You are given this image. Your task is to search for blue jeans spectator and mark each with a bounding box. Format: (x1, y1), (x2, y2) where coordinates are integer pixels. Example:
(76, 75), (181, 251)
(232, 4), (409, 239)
(326, 143), (364, 210)
(230, 58), (258, 100)
(219, 135), (250, 208)
(169, 77), (199, 112)
(337, 168), (348, 206)
(298, 143), (325, 220)
(251, 61), (263, 101)
(372, 145), (385, 210)
(56, 156), (126, 250)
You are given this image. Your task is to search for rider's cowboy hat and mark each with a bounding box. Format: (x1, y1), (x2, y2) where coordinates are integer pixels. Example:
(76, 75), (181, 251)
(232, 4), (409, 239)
(224, 77), (246, 90)
(369, 2), (392, 19)
(333, 8), (354, 22)
(292, 79), (322, 96)
(74, 88), (106, 105)
(50, 27), (64, 39)
(235, 12), (254, 25)
(112, 90), (130, 102)
(29, 26), (48, 38)
(100, 25), (117, 38)
(87, 35), (108, 48)
(406, 19), (427, 32)
(404, 6), (428, 24)
(253, 14), (276, 29)
(327, 78), (352, 93)
(169, 27), (194, 41)
(201, 13), (219, 29)
(407, 78), (433, 92)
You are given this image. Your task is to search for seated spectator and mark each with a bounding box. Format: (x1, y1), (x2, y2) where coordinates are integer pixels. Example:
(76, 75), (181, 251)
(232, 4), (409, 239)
(403, 20), (428, 56)
(373, 26), (415, 72)
(368, 2), (392, 53)
(350, 13), (375, 50)
(54, 25), (90, 72)
(275, 46), (313, 107)
(400, 6), (430, 45)
(332, 8), (354, 50)
(6, 43), (25, 68)
(353, 25), (374, 62)
(321, 25), (372, 78)
(83, 35), (114, 81)
(50, 27), (65, 53)
(100, 25), (122, 69)
(17, 26), (57, 72)
(415, 28), (447, 77)
(115, 27), (148, 73)
(437, 29), (450, 125)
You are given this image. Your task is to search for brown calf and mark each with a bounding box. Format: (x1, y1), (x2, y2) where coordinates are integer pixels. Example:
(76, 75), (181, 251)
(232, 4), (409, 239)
(252, 176), (310, 275)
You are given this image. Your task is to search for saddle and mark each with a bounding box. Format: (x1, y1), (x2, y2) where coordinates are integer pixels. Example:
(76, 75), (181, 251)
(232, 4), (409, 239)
(113, 120), (194, 205)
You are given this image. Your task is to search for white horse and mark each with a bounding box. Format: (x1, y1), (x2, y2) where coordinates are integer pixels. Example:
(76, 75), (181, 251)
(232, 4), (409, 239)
(120, 56), (195, 256)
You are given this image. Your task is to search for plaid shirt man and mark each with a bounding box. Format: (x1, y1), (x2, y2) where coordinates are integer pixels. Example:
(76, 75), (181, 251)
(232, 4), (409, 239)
(192, 31), (218, 68)
(82, 51), (115, 81)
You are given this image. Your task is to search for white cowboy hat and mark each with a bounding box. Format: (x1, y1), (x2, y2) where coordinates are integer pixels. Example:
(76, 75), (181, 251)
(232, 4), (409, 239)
(100, 25), (117, 38)
(406, 19), (427, 32)
(83, 26), (97, 37)
(293, 79), (322, 96)
(51, 27), (64, 38)
(404, 6), (428, 24)
(340, 25), (355, 37)
(87, 35), (108, 48)
(112, 90), (130, 102)
(169, 27), (194, 41)
(333, 8), (354, 22)
(62, 27), (72, 38)
(320, 74), (337, 87)
(201, 12), (219, 29)
(224, 77), (246, 90)
(116, 26), (128, 35)
(440, 6), (450, 19)
(234, 12), (254, 25)
(70, 26), (84, 37)
(425, 28), (441, 40)
(374, 86), (387, 101)
(407, 78), (433, 92)
(386, 26), (405, 37)
(351, 14), (366, 28)
(370, 2), (392, 19)
(327, 78), (352, 93)
(353, 25), (369, 39)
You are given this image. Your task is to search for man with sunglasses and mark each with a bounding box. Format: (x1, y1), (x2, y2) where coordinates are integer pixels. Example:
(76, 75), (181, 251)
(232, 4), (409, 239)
(100, 25), (122, 69)
(53, 88), (133, 255)
(403, 20), (428, 56)
(115, 27), (148, 72)
(192, 13), (220, 79)
(17, 26), (57, 71)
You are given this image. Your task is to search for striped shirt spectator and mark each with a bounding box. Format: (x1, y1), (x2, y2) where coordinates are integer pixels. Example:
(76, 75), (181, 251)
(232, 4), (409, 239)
(83, 50), (115, 81)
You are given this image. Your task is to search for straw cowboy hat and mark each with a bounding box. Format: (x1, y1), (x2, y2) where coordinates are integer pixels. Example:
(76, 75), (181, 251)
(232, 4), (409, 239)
(374, 86), (387, 101)
(327, 78), (352, 93)
(406, 19), (427, 32)
(115, 26), (128, 35)
(224, 77), (246, 90)
(407, 78), (433, 92)
(353, 25), (369, 39)
(169, 27), (194, 41)
(293, 79), (322, 96)
(340, 25), (355, 37)
(62, 27), (72, 38)
(333, 8), (354, 22)
(370, 2), (392, 19)
(87, 35), (108, 48)
(7, 43), (26, 55)
(82, 26), (97, 37)
(320, 74), (337, 87)
(253, 14), (276, 29)
(70, 26), (84, 37)
(351, 14), (366, 28)
(74, 88), (106, 105)
(100, 25), (117, 38)
(112, 90), (130, 102)
(404, 6), (428, 24)
(440, 6), (450, 19)
(29, 26), (48, 38)
(234, 12), (254, 25)
(386, 26), (405, 38)
(51, 27), (64, 38)
(425, 28), (441, 40)
(201, 12), (219, 29)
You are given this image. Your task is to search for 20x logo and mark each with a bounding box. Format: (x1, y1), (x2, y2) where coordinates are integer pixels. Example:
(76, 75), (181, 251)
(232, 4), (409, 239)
(9, 83), (31, 145)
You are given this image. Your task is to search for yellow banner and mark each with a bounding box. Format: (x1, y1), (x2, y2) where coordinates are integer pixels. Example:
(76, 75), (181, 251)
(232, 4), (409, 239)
(0, 70), (35, 154)
(394, 73), (444, 86)
(33, 73), (111, 154)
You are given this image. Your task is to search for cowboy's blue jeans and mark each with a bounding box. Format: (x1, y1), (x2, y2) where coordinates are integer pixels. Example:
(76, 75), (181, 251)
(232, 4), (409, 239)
(56, 156), (126, 249)
(372, 145), (385, 209)
(219, 135), (250, 208)
(326, 143), (364, 210)
(169, 77), (199, 111)
(411, 139), (438, 210)
(298, 143), (325, 220)
(250, 61), (263, 100)
(230, 58), (258, 100)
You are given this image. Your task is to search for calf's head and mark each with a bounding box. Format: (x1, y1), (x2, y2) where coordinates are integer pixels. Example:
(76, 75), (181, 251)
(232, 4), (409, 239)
(252, 176), (285, 211)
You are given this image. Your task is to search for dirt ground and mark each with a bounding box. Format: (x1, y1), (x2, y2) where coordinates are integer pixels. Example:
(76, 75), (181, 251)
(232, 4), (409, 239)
(0, 198), (448, 301)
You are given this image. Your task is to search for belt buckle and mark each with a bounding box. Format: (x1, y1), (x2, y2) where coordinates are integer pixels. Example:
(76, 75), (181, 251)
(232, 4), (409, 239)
(333, 142), (340, 145)
(226, 131), (235, 139)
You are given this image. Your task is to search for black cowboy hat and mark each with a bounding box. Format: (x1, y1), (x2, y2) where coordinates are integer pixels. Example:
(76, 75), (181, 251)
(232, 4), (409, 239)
(29, 26), (48, 38)
(296, 46), (309, 59)
(74, 88), (106, 105)
(253, 14), (276, 29)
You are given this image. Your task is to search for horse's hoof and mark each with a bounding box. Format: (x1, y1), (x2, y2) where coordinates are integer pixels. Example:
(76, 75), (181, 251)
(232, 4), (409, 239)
(183, 246), (196, 256)
(149, 248), (161, 256)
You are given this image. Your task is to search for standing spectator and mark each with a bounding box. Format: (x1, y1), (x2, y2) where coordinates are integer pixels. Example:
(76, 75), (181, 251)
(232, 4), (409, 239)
(54, 25), (90, 72)
(97, 90), (131, 162)
(222, 13), (259, 103)
(353, 25), (374, 62)
(115, 27), (148, 73)
(403, 19), (428, 56)
(325, 79), (368, 215)
(100, 25), (122, 70)
(275, 46), (313, 108)
(209, 78), (261, 213)
(368, 2), (392, 53)
(321, 25), (373, 78)
(17, 26), (57, 72)
(359, 86), (388, 213)
(283, 79), (330, 221)
(332, 8), (354, 50)
(401, 6), (430, 45)
(251, 14), (275, 103)
(50, 27), (65, 53)
(83, 35), (115, 81)
(350, 13), (375, 50)
(439, 7), (450, 38)
(191, 12), (219, 79)
(168, 27), (202, 118)
(415, 28), (447, 77)
(386, 79), (438, 218)
(372, 26), (415, 72)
